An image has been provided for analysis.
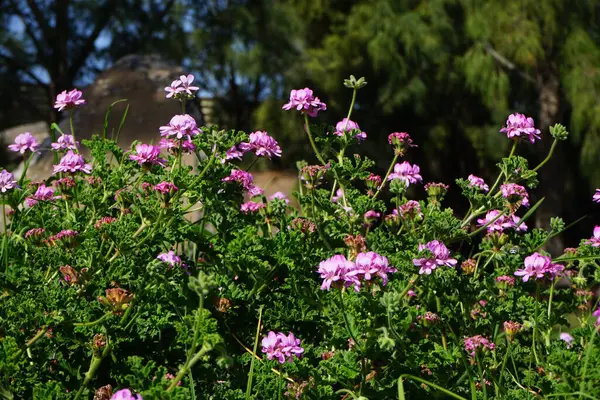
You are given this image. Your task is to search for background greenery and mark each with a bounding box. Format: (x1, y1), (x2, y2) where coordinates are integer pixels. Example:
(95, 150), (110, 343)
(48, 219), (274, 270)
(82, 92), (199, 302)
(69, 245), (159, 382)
(2, 0), (600, 245)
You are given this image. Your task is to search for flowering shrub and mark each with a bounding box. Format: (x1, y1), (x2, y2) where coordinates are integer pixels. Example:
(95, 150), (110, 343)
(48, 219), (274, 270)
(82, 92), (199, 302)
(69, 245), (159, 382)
(1, 73), (600, 400)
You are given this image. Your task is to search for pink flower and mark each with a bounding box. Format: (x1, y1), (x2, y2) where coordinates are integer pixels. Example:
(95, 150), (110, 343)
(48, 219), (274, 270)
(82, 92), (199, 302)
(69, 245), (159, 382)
(51, 134), (78, 151)
(559, 332), (574, 348)
(94, 217), (117, 229)
(25, 228), (45, 239)
(353, 251), (396, 286)
(53, 150), (92, 174)
(25, 184), (59, 207)
(129, 144), (166, 167)
(54, 89), (85, 112)
(8, 132), (39, 154)
(159, 138), (196, 154)
(223, 146), (244, 162)
(248, 185), (264, 197)
(222, 169), (261, 195)
(332, 188), (344, 203)
(388, 162), (423, 187)
(333, 118), (367, 141)
(514, 252), (564, 282)
(501, 183), (529, 208)
(164, 74), (199, 98)
(500, 113), (541, 143)
(268, 192), (289, 204)
(388, 132), (416, 155)
(261, 331), (304, 364)
(593, 189), (600, 203)
(363, 210), (380, 221)
(238, 131), (282, 158)
(413, 240), (457, 275)
(240, 201), (265, 213)
(396, 200), (422, 219)
(111, 389), (143, 400)
(157, 250), (182, 268)
(282, 88), (327, 117)
(159, 114), (200, 139)
(154, 182), (178, 194)
(0, 170), (18, 192)
(464, 335), (495, 358)
(584, 225), (600, 247)
(467, 174), (489, 192)
(317, 254), (356, 291)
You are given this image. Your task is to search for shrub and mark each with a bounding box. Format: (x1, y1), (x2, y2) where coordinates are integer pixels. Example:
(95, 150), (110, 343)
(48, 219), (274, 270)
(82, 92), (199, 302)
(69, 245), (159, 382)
(1, 76), (599, 399)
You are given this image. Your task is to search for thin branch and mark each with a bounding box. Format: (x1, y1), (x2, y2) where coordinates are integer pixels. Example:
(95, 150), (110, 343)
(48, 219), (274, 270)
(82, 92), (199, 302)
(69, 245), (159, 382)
(0, 53), (47, 86)
(484, 43), (536, 84)
(25, 0), (53, 46)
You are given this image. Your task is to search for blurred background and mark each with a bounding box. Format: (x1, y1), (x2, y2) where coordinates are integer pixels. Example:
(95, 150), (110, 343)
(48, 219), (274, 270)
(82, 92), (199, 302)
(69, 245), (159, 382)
(1, 0), (600, 248)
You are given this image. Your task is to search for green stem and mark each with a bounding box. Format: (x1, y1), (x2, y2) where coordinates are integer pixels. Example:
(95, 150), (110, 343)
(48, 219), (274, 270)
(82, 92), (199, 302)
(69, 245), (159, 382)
(167, 344), (212, 392)
(245, 306), (264, 400)
(18, 154), (33, 186)
(532, 138), (558, 173)
(547, 280), (555, 320)
(487, 141), (518, 195)
(339, 289), (361, 351)
(373, 153), (399, 200)
(277, 369), (282, 400)
(10, 326), (49, 361)
(498, 340), (511, 387)
(579, 326), (598, 397)
(2, 202), (7, 274)
(475, 354), (488, 400)
(397, 374), (468, 400)
(73, 313), (112, 327)
(304, 114), (326, 165)
(399, 275), (419, 299)
(74, 343), (110, 399)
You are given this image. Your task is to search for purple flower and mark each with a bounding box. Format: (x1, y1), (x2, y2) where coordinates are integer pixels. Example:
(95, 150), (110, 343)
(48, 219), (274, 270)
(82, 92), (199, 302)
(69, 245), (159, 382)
(333, 118), (367, 141)
(413, 240), (457, 275)
(0, 170), (18, 193)
(500, 113), (541, 143)
(388, 132), (416, 155)
(261, 331), (304, 364)
(157, 250), (182, 268)
(317, 254), (356, 291)
(223, 146), (244, 162)
(51, 134), (78, 151)
(593, 189), (600, 203)
(54, 89), (85, 112)
(154, 182), (178, 194)
(164, 74), (199, 98)
(514, 252), (564, 282)
(222, 169), (261, 195)
(559, 332), (574, 348)
(354, 251), (396, 285)
(8, 132), (39, 154)
(363, 210), (381, 222)
(129, 144), (166, 167)
(159, 138), (196, 154)
(240, 201), (265, 213)
(111, 389), (143, 400)
(387, 162), (423, 187)
(159, 114), (200, 139)
(464, 335), (495, 358)
(53, 150), (92, 174)
(25, 228), (45, 239)
(268, 191), (289, 204)
(238, 131), (282, 158)
(25, 184), (59, 207)
(282, 88), (327, 117)
(331, 188), (344, 203)
(501, 183), (529, 208)
(467, 174), (489, 192)
(584, 226), (600, 247)
(477, 210), (528, 233)
(396, 200), (422, 219)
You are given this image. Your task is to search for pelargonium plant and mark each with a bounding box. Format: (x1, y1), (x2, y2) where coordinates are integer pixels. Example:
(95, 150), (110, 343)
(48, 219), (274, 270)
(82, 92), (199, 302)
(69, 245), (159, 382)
(1, 73), (599, 400)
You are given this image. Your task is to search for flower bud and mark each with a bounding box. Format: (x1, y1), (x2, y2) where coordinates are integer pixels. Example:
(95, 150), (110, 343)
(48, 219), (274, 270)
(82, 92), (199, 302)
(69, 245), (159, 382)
(461, 259), (476, 275)
(549, 123), (569, 141)
(503, 321), (522, 342)
(388, 132), (416, 156)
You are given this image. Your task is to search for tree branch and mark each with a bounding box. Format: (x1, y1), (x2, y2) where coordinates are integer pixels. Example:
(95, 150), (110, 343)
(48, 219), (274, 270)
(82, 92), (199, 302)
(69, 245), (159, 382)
(68, 0), (119, 77)
(484, 43), (536, 84)
(0, 53), (47, 87)
(25, 0), (53, 46)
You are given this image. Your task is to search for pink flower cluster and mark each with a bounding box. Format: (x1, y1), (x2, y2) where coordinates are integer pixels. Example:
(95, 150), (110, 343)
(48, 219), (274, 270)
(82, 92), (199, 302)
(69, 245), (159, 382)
(129, 144), (166, 167)
(53, 150), (92, 174)
(501, 183), (530, 208)
(154, 182), (178, 194)
(333, 118), (367, 141)
(477, 210), (527, 233)
(387, 162), (422, 187)
(393, 200), (422, 219)
(261, 331), (304, 364)
(467, 174), (489, 192)
(388, 132), (416, 155)
(584, 226), (600, 247)
(111, 389), (143, 400)
(282, 88), (327, 117)
(500, 113), (541, 143)
(463, 335), (495, 357)
(8, 132), (39, 154)
(164, 74), (199, 98)
(240, 201), (265, 214)
(237, 131), (282, 159)
(25, 228), (45, 239)
(0, 170), (18, 193)
(412, 240), (457, 275)
(54, 89), (85, 112)
(222, 169), (262, 196)
(25, 184), (59, 207)
(51, 134), (78, 151)
(159, 137), (196, 154)
(317, 252), (396, 292)
(268, 192), (289, 204)
(157, 250), (183, 268)
(514, 252), (564, 282)
(593, 189), (600, 203)
(159, 114), (200, 140)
